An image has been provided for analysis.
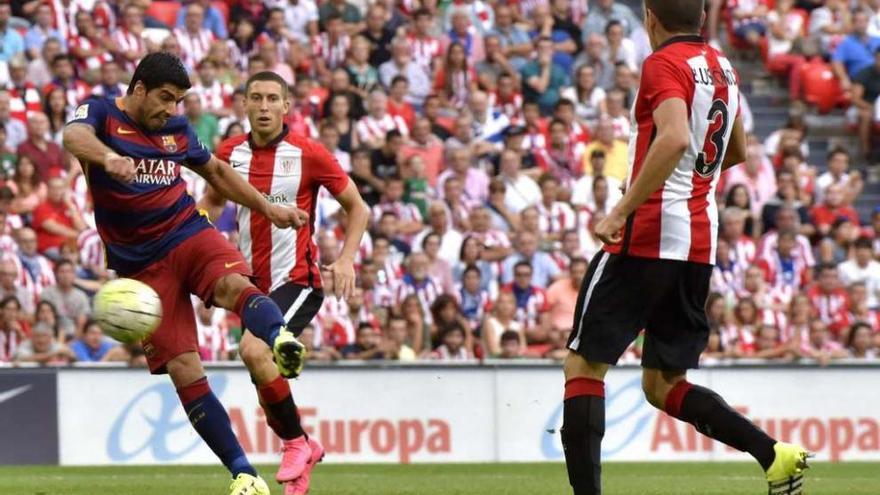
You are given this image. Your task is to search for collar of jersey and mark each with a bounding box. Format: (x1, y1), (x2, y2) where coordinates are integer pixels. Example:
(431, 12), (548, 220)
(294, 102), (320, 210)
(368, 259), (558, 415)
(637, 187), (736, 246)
(248, 124), (289, 149)
(656, 34), (705, 52)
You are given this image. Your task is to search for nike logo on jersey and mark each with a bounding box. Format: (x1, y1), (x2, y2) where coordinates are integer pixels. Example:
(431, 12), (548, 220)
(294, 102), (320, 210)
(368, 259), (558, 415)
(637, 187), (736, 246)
(230, 161), (245, 168)
(224, 261), (243, 269)
(0, 385), (32, 405)
(117, 126), (136, 135)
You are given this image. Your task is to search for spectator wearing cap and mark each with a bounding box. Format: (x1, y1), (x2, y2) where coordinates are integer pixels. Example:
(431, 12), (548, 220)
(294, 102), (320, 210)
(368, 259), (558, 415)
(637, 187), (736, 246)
(17, 112), (66, 181)
(0, 1), (23, 62)
(379, 40), (431, 107)
(832, 10), (880, 89)
(69, 320), (116, 362)
(33, 176), (86, 259)
(39, 259), (91, 333)
(839, 237), (880, 309)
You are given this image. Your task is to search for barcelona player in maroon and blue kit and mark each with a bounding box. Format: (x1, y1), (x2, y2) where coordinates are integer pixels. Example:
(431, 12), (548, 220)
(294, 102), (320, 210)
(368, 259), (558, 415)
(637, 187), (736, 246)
(63, 53), (308, 495)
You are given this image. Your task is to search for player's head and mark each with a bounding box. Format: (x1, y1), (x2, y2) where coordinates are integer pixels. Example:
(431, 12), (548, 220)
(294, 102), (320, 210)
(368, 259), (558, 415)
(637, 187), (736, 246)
(126, 52), (192, 131)
(245, 71), (290, 138)
(643, 0), (705, 49)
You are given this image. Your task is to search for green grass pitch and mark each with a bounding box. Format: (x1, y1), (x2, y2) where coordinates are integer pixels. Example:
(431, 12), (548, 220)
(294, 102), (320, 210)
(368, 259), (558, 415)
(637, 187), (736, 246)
(1, 462), (878, 494)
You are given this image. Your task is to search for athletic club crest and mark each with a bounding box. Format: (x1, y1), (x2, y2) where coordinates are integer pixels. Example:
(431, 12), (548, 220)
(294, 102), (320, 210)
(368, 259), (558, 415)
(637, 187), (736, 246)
(162, 135), (177, 152)
(281, 159), (294, 174)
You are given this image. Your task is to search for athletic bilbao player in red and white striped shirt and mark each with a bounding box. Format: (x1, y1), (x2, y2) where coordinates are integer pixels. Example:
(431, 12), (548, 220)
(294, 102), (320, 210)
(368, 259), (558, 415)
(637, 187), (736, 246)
(201, 71), (369, 495)
(562, 2), (809, 495)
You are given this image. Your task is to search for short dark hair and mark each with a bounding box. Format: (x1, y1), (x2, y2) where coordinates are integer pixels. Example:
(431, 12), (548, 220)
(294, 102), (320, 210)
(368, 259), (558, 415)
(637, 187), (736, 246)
(514, 261), (533, 274)
(245, 71), (289, 99)
(127, 52), (191, 95)
(644, 0), (704, 33)
(52, 54), (74, 66)
(391, 75), (409, 87)
(462, 264), (481, 279)
(854, 237), (873, 250)
(500, 330), (520, 344)
(385, 129), (403, 141)
(54, 259), (74, 273)
(827, 147), (849, 161)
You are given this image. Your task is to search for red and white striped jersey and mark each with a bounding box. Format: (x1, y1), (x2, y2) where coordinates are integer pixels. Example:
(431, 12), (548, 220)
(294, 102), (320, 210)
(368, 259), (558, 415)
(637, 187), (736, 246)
(609, 36), (740, 266)
(311, 33), (350, 71)
(216, 128), (350, 293)
(48, 0), (82, 40)
(371, 200), (423, 227)
(501, 284), (549, 330)
(77, 228), (106, 273)
(537, 201), (577, 235)
(112, 28), (145, 73)
(192, 80), (234, 115)
(173, 28), (215, 70)
(5, 84), (42, 124)
(759, 231), (815, 270)
(408, 34), (442, 71)
(489, 91), (524, 126)
(8, 254), (55, 308)
(68, 35), (114, 73)
(729, 235), (757, 265)
(393, 275), (441, 325)
(0, 328), (22, 362)
(806, 286), (850, 332)
(355, 114), (409, 144)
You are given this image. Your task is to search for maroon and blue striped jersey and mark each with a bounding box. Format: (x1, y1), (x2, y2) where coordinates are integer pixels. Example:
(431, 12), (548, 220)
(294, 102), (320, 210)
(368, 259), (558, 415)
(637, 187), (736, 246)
(68, 96), (213, 276)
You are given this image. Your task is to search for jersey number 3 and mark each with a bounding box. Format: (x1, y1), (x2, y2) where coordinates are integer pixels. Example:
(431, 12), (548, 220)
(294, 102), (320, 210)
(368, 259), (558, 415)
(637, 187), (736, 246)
(695, 99), (729, 177)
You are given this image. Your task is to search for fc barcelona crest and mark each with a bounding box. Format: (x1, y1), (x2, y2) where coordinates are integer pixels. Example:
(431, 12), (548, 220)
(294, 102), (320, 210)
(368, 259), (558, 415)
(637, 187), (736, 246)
(162, 135), (177, 152)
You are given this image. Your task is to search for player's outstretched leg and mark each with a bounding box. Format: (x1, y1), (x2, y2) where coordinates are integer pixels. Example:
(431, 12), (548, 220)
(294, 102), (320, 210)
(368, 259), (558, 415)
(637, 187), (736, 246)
(643, 369), (810, 495)
(561, 352), (609, 495)
(214, 275), (306, 378)
(168, 353), (269, 495)
(240, 332), (322, 484)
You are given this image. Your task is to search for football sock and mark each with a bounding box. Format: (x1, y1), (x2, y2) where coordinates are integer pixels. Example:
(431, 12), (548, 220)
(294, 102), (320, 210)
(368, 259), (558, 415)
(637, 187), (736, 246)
(256, 374), (305, 440)
(235, 287), (286, 346)
(665, 381), (776, 471)
(561, 377), (605, 495)
(177, 377), (256, 477)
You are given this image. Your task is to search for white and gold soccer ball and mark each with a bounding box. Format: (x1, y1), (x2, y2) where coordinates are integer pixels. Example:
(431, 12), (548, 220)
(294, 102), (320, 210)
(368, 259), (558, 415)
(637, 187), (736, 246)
(93, 278), (162, 344)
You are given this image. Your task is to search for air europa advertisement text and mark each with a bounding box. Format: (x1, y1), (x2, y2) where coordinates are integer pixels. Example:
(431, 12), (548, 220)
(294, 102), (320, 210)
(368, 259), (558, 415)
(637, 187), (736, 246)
(55, 366), (880, 465)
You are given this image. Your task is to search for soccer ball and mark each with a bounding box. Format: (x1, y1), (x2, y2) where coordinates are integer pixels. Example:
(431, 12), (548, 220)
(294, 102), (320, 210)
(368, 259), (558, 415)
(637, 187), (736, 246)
(93, 278), (163, 344)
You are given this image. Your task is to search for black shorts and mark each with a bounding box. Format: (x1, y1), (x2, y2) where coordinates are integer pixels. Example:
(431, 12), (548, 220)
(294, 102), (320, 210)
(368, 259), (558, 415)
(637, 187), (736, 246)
(566, 251), (712, 370)
(269, 282), (324, 335)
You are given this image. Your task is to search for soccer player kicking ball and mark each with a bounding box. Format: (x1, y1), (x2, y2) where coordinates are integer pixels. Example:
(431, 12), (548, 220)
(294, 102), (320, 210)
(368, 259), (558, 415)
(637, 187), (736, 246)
(561, 2), (810, 495)
(64, 53), (316, 495)
(200, 71), (369, 495)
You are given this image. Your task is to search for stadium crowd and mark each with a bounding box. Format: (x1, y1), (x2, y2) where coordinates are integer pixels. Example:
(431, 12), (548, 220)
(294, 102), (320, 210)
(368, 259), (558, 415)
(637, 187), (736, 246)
(0, 0), (878, 367)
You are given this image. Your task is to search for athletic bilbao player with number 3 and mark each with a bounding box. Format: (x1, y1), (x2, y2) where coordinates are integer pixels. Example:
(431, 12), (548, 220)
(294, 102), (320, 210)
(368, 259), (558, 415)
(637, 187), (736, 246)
(560, 2), (810, 495)
(200, 71), (369, 495)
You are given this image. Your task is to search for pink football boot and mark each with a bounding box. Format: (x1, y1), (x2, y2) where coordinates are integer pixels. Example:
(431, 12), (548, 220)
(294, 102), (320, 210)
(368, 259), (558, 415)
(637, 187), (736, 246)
(275, 436), (312, 482)
(284, 437), (325, 495)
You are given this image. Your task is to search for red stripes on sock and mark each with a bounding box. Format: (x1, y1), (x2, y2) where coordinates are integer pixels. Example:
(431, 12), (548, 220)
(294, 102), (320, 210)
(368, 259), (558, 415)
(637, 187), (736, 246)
(177, 376), (210, 404)
(564, 377), (605, 400)
(257, 375), (292, 405)
(664, 380), (694, 419)
(233, 287), (263, 316)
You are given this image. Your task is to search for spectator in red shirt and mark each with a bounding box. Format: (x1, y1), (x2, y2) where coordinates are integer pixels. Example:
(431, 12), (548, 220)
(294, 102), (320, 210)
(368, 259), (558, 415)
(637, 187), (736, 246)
(32, 177), (86, 259)
(809, 183), (860, 237)
(16, 112), (67, 181)
(501, 261), (549, 343)
(386, 75), (416, 129)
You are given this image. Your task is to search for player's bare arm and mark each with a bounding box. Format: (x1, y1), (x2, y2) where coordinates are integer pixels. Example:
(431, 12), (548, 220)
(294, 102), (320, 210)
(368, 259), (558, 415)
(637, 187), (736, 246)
(193, 155), (309, 229)
(62, 123), (137, 182)
(721, 115), (747, 171)
(197, 184), (227, 223)
(323, 181), (370, 300)
(595, 98), (690, 244)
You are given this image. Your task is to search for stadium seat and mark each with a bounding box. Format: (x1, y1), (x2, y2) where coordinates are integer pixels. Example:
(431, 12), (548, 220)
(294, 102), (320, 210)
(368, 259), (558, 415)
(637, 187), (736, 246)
(145, 1), (181, 29)
(801, 59), (847, 114)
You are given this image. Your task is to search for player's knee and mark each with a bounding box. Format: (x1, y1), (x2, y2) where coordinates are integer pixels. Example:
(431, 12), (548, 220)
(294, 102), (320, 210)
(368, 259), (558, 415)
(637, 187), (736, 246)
(166, 352), (205, 389)
(212, 274), (248, 310)
(239, 335), (272, 368)
(563, 352), (606, 381)
(641, 380), (667, 410)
